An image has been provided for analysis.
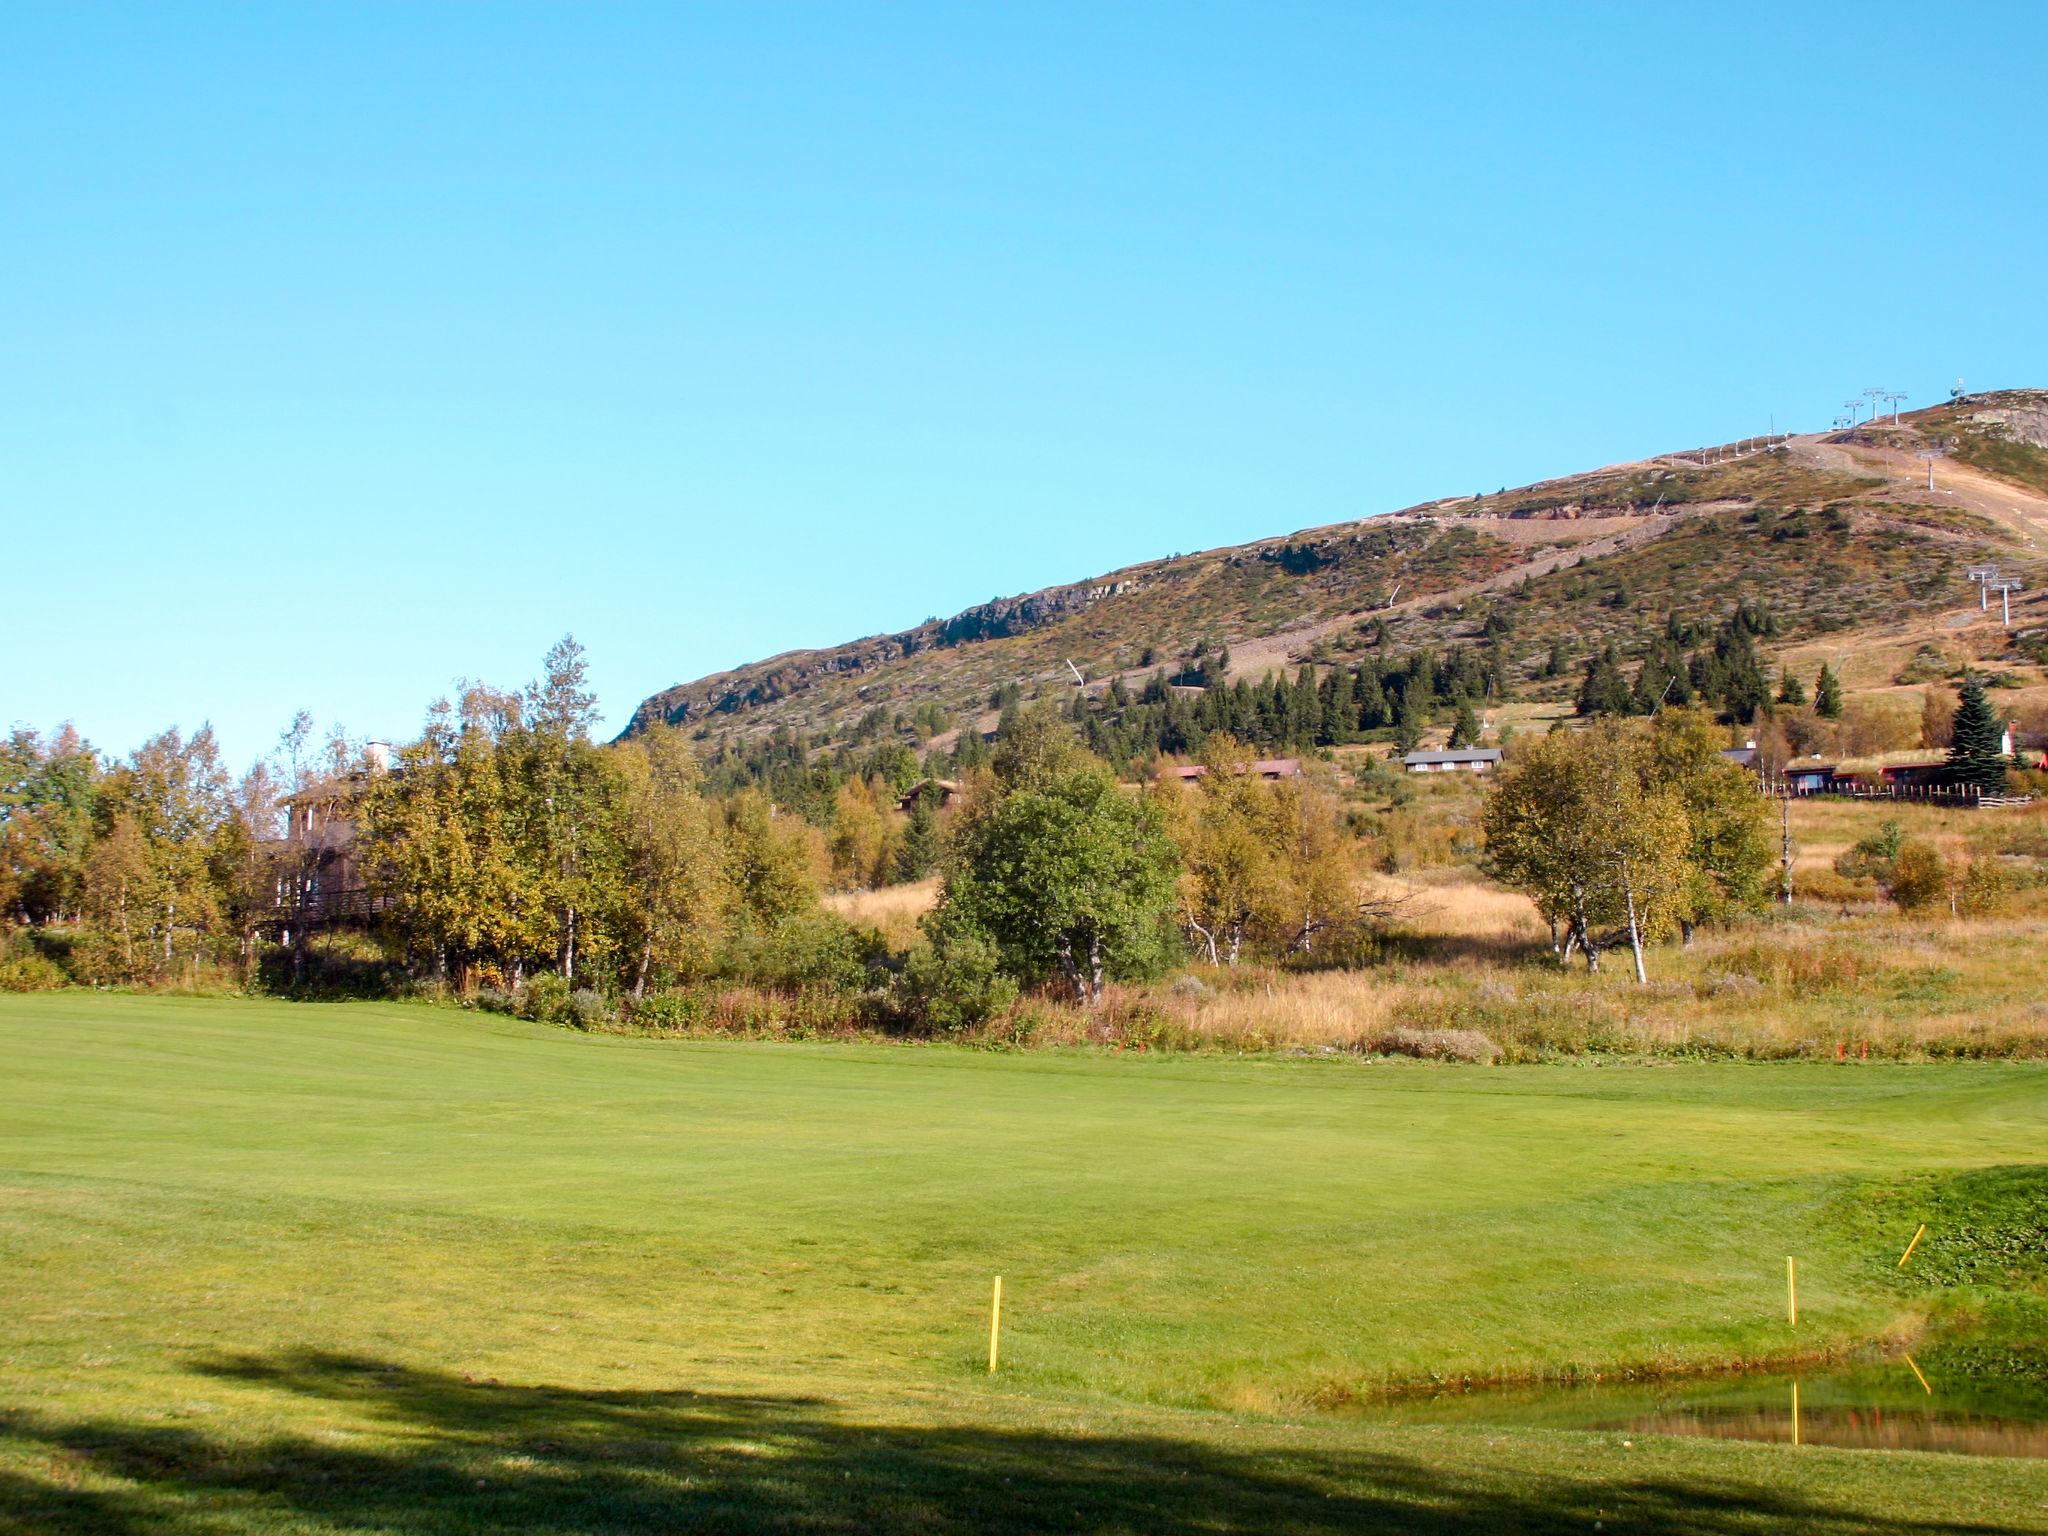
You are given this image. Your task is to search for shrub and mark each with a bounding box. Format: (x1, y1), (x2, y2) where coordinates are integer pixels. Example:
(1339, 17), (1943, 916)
(723, 913), (880, 993)
(1374, 1026), (1500, 1064)
(1955, 855), (2014, 916)
(0, 953), (65, 992)
(1834, 820), (1905, 882)
(1886, 840), (1948, 911)
(471, 985), (519, 1016)
(895, 930), (1018, 1033)
(628, 990), (709, 1033)
(520, 972), (573, 1024)
(1794, 868), (1879, 905)
(256, 931), (409, 999)
(568, 988), (615, 1029)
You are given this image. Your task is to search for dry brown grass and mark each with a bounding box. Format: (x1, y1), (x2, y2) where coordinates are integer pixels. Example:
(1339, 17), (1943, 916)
(1368, 869), (1547, 946)
(822, 878), (939, 949)
(1041, 903), (2048, 1062)
(811, 805), (2048, 1065)
(1786, 795), (2047, 872)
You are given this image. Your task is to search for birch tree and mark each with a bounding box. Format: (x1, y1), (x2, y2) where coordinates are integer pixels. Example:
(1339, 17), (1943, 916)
(942, 761), (1179, 1004)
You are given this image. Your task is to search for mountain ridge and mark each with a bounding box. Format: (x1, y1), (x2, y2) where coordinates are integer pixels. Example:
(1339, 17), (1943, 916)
(626, 391), (2048, 744)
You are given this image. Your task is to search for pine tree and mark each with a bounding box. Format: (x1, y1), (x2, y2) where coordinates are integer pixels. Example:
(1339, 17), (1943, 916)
(1448, 700), (1482, 749)
(1575, 648), (1632, 717)
(895, 791), (942, 882)
(1945, 674), (2008, 792)
(1775, 671), (1808, 707)
(1814, 664), (1844, 720)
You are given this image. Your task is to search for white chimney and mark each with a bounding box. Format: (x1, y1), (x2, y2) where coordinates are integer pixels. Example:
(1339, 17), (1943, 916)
(364, 741), (393, 773)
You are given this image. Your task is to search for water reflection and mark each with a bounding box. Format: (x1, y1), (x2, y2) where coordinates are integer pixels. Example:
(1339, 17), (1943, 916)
(1605, 1400), (2048, 1458)
(1364, 1358), (2048, 1458)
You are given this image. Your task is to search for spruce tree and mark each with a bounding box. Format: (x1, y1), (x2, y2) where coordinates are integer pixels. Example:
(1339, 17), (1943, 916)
(1448, 700), (1482, 749)
(1575, 648), (1633, 717)
(1814, 663), (1844, 720)
(1944, 674), (2008, 792)
(895, 792), (942, 882)
(1775, 671), (1808, 707)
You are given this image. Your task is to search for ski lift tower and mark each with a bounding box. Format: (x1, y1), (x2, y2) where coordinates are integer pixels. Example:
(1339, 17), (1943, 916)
(1988, 578), (2024, 628)
(1967, 564), (2002, 610)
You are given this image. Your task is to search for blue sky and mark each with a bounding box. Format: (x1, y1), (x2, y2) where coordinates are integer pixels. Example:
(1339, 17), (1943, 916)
(5, 3), (2045, 766)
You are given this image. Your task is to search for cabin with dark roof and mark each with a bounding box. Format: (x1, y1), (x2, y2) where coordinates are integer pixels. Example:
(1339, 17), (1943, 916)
(1402, 749), (1503, 774)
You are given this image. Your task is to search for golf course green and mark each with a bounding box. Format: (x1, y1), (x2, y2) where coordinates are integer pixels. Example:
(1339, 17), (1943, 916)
(3, 992), (2044, 1533)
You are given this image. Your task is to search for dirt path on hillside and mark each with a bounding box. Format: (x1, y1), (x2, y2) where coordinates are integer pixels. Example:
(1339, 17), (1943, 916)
(1791, 433), (2048, 552)
(1221, 510), (1688, 682)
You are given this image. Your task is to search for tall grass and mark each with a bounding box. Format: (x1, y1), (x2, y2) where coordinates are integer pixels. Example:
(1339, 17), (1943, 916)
(822, 878), (939, 949)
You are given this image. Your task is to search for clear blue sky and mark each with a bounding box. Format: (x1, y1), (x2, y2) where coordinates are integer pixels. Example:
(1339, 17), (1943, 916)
(6, 3), (2045, 767)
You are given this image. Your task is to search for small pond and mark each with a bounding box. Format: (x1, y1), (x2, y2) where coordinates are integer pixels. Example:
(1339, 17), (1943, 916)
(1360, 1356), (2048, 1458)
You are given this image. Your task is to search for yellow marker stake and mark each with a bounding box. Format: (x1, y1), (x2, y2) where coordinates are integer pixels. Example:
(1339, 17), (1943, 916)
(1903, 1353), (1933, 1396)
(1897, 1223), (1927, 1269)
(1790, 1380), (1801, 1446)
(988, 1275), (1003, 1374)
(1786, 1256), (1798, 1328)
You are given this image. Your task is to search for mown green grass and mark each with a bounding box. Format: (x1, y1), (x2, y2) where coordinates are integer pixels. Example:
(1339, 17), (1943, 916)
(3, 993), (2045, 1533)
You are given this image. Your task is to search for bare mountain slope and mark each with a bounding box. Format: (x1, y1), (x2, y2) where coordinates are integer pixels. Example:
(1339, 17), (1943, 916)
(625, 391), (2048, 744)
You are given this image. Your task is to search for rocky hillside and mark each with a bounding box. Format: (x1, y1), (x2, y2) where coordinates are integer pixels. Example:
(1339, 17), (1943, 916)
(625, 391), (2048, 744)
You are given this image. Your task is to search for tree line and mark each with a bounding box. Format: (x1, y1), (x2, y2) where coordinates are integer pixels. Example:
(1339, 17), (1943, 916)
(10, 634), (2029, 1012)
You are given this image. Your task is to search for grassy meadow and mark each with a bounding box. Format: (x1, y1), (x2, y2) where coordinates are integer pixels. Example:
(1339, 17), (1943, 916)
(4, 992), (2046, 1532)
(818, 794), (2048, 1063)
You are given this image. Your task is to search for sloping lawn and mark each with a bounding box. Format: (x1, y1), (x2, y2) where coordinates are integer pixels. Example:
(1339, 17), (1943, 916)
(3, 993), (2043, 1533)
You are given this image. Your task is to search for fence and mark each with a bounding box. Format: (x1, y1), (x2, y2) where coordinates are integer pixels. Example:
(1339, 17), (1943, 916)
(1761, 779), (2034, 810)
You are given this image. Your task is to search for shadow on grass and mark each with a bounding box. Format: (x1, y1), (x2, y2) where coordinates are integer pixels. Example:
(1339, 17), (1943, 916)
(0, 1350), (2028, 1535)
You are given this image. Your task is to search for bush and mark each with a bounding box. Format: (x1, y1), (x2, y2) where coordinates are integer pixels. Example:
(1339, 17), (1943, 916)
(0, 953), (65, 992)
(1794, 868), (1879, 905)
(471, 985), (519, 1016)
(256, 931), (409, 999)
(520, 972), (573, 1024)
(1955, 855), (2014, 916)
(895, 931), (1018, 1033)
(568, 988), (615, 1029)
(625, 990), (709, 1033)
(1887, 840), (1948, 911)
(1373, 1026), (1501, 1064)
(1834, 820), (1905, 882)
(723, 913), (881, 993)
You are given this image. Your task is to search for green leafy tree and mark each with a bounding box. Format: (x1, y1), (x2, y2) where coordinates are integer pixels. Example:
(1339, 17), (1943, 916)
(101, 726), (234, 978)
(826, 777), (896, 889)
(519, 636), (623, 984)
(614, 725), (733, 995)
(1945, 675), (2007, 792)
(1155, 737), (1283, 966)
(721, 789), (818, 930)
(1647, 708), (1773, 941)
(0, 725), (101, 926)
(941, 761), (1179, 1005)
(1484, 722), (1691, 980)
(78, 811), (162, 982)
